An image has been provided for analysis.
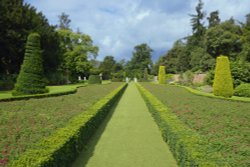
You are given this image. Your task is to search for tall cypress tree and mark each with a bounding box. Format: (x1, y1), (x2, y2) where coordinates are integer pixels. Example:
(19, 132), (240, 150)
(13, 33), (48, 95)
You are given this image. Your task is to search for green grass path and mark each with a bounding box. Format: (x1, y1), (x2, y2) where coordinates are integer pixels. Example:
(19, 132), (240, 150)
(72, 83), (177, 167)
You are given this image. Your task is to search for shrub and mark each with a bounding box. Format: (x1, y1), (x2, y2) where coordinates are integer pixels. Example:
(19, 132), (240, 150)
(12, 33), (48, 95)
(9, 84), (127, 167)
(88, 75), (101, 84)
(234, 83), (250, 97)
(143, 68), (149, 81)
(158, 66), (166, 84)
(136, 84), (228, 166)
(213, 56), (234, 98)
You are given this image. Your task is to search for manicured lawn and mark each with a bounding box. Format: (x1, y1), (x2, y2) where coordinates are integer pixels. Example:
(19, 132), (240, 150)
(141, 83), (250, 167)
(0, 83), (122, 166)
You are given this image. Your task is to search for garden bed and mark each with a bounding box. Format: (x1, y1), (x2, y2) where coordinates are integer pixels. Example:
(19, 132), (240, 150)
(140, 83), (250, 167)
(0, 83), (123, 166)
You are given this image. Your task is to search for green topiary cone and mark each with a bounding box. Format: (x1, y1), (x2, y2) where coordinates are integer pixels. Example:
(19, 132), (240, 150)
(13, 33), (48, 96)
(213, 55), (234, 98)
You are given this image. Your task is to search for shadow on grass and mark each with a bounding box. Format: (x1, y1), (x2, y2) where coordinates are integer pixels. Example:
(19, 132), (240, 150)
(71, 94), (123, 167)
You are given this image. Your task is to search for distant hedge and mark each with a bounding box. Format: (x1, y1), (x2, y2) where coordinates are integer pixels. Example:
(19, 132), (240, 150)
(88, 75), (101, 84)
(137, 83), (228, 166)
(13, 33), (48, 96)
(158, 66), (166, 84)
(10, 83), (127, 167)
(213, 56), (233, 98)
(234, 83), (250, 97)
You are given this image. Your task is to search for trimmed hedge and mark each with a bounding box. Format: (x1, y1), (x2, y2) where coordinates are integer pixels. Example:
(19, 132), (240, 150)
(136, 83), (229, 167)
(213, 56), (233, 98)
(9, 83), (127, 167)
(0, 85), (87, 102)
(234, 83), (250, 97)
(13, 33), (48, 96)
(158, 66), (166, 84)
(88, 75), (101, 84)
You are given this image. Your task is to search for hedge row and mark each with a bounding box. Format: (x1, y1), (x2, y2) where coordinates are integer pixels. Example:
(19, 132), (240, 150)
(175, 85), (250, 103)
(0, 85), (87, 102)
(9, 83), (127, 167)
(136, 83), (229, 167)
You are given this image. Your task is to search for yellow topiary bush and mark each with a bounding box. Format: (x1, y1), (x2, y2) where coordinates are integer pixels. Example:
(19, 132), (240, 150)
(158, 66), (166, 84)
(213, 55), (234, 97)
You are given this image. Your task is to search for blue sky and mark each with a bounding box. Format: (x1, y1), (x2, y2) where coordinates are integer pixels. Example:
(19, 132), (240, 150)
(25, 0), (250, 61)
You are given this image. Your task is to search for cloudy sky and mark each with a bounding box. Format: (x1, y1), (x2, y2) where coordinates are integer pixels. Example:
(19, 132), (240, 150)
(25, 0), (250, 61)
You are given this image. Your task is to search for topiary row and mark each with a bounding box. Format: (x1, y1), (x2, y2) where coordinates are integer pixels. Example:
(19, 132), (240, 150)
(13, 33), (48, 96)
(137, 83), (229, 167)
(9, 83), (127, 167)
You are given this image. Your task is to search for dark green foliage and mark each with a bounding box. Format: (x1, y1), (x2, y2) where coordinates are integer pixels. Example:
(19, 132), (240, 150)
(9, 84), (127, 167)
(230, 61), (250, 86)
(143, 68), (149, 81)
(234, 83), (250, 97)
(205, 19), (242, 59)
(137, 84), (228, 166)
(13, 33), (48, 95)
(0, 0), (61, 76)
(99, 56), (116, 80)
(207, 10), (220, 28)
(126, 43), (153, 78)
(88, 75), (101, 84)
(213, 56), (234, 97)
(189, 0), (206, 38)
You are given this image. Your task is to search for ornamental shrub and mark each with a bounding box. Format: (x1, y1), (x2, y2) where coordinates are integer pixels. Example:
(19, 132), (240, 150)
(158, 66), (166, 84)
(88, 75), (101, 84)
(12, 33), (48, 96)
(213, 56), (233, 97)
(234, 83), (250, 97)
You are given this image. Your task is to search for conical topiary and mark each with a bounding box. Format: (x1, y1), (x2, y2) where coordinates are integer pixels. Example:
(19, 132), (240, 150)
(158, 66), (166, 84)
(12, 33), (48, 95)
(213, 55), (233, 98)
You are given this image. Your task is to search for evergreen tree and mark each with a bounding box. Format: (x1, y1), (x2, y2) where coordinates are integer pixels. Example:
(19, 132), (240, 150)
(127, 43), (153, 78)
(207, 11), (220, 28)
(189, 0), (206, 38)
(13, 33), (48, 95)
(58, 12), (71, 30)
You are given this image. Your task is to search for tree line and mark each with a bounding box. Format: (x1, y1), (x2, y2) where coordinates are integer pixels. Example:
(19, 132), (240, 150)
(155, 0), (250, 86)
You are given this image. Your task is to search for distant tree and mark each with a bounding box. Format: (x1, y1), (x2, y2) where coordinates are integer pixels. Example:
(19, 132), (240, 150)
(13, 33), (48, 95)
(189, 0), (206, 38)
(205, 19), (242, 59)
(99, 56), (116, 80)
(143, 68), (149, 81)
(207, 11), (220, 28)
(240, 13), (250, 62)
(127, 43), (153, 78)
(58, 12), (71, 30)
(58, 29), (98, 82)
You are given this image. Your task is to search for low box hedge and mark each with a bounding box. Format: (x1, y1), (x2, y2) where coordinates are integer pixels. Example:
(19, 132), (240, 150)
(9, 83), (127, 167)
(136, 83), (229, 167)
(0, 85), (86, 102)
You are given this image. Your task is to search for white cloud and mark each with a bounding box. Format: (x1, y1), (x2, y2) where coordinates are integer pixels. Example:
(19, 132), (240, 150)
(25, 0), (250, 61)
